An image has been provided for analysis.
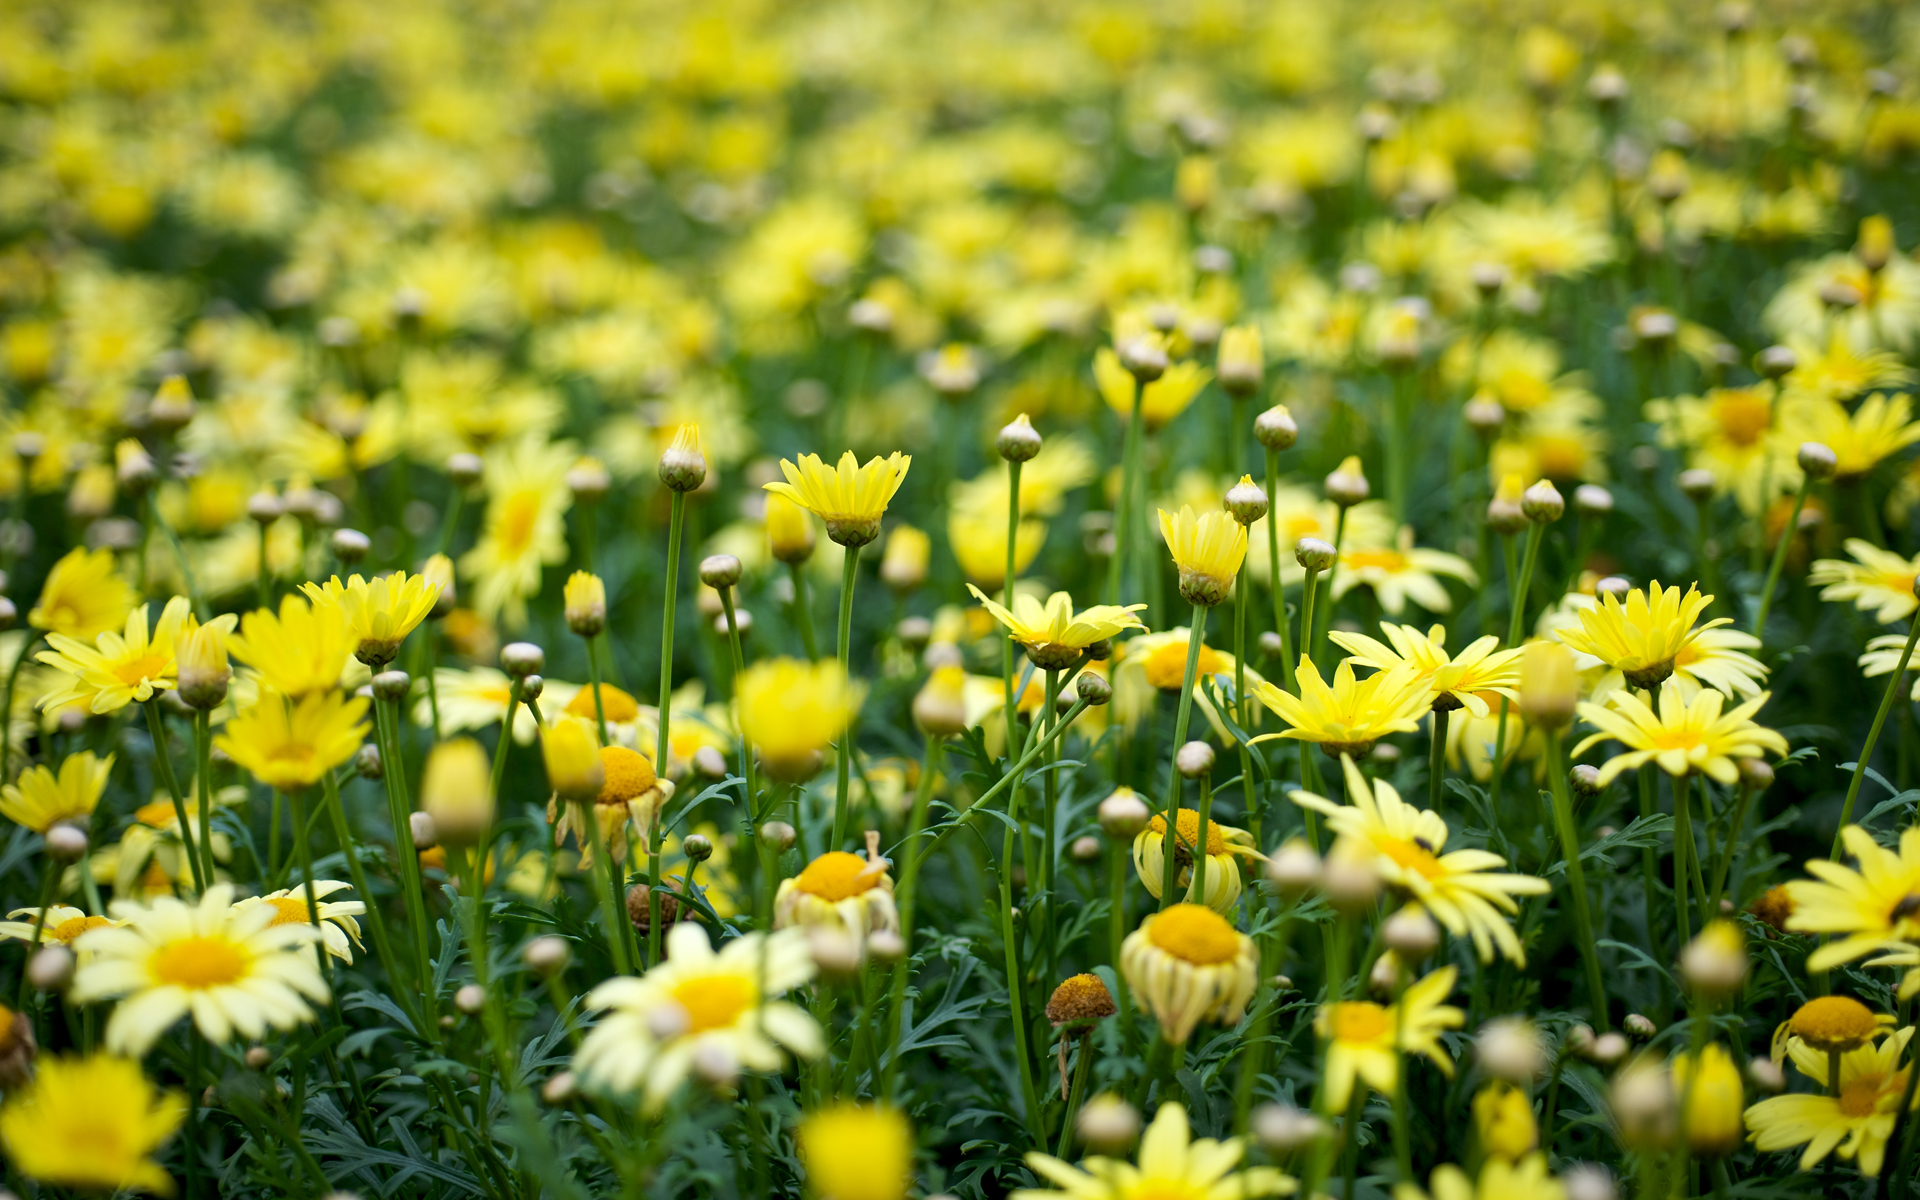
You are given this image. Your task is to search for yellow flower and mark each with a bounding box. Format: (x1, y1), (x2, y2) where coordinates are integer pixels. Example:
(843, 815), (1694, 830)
(1094, 349), (1213, 432)
(420, 737), (495, 844)
(548, 744), (674, 867)
(1398, 1154), (1566, 1200)
(0, 905), (115, 945)
(1781, 331), (1913, 404)
(765, 492), (818, 564)
(72, 883), (331, 1055)
(949, 504), (1046, 589)
(1217, 324), (1263, 395)
(966, 586), (1145, 669)
(1473, 1081), (1538, 1160)
(1316, 965), (1463, 1110)
(1572, 687), (1787, 786)
(1810, 539), (1920, 625)
(28, 546), (136, 642)
(1131, 810), (1265, 914)
(1781, 392), (1920, 480)
(36, 597), (232, 715)
(1554, 579), (1724, 691)
(573, 923), (822, 1111)
(775, 850), (898, 940)
(541, 716), (605, 801)
(0, 1053), (186, 1197)
(459, 435), (575, 628)
(1250, 658), (1431, 758)
(1673, 1043), (1745, 1157)
(1646, 385), (1793, 514)
(563, 570), (607, 636)
(302, 570), (442, 667)
(1659, 626), (1769, 704)
(227, 593), (352, 699)
(1329, 623), (1520, 717)
(0, 750), (112, 833)
(1119, 903), (1257, 1044)
(234, 881), (366, 966)
(215, 689), (371, 792)
(763, 451), (912, 547)
(878, 524), (930, 590)
(1158, 504), (1248, 607)
(1786, 826), (1920, 980)
(1747, 1026), (1914, 1175)
(1293, 755), (1547, 963)
(1011, 1102), (1292, 1200)
(736, 658), (864, 782)
(800, 1103), (914, 1200)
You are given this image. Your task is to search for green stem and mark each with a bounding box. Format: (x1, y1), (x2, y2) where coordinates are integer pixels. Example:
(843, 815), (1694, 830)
(194, 708), (217, 886)
(1751, 477), (1809, 640)
(1673, 772), (1694, 948)
(0, 636), (38, 779)
(1003, 458), (1024, 776)
(579, 800), (633, 976)
(1428, 706), (1449, 810)
(1159, 606), (1210, 909)
(1234, 562), (1258, 843)
(375, 696), (435, 995)
(1546, 730), (1611, 1032)
(652, 490), (687, 966)
(320, 770), (425, 1036)
(1297, 565), (1321, 678)
(1314, 510), (1347, 662)
(1264, 449), (1295, 693)
(831, 542), (860, 850)
(586, 634), (609, 747)
(1107, 396), (1145, 605)
(1833, 609), (1920, 860)
(790, 562), (819, 660)
(1055, 1033), (1095, 1158)
(1707, 781), (1758, 915)
(1388, 370), (1413, 526)
(144, 700), (207, 894)
(1109, 837), (1132, 1051)
(881, 736), (942, 1102)
(1000, 793), (1046, 1143)
(14, 859), (57, 1009)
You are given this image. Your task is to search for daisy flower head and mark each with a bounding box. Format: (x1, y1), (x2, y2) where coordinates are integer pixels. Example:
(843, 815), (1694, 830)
(1331, 528), (1477, 615)
(1094, 348), (1212, 432)
(548, 745), (674, 867)
(1011, 1102), (1294, 1200)
(0, 904), (115, 946)
(1328, 622), (1520, 717)
(1119, 903), (1257, 1044)
(214, 688), (370, 792)
(1130, 809), (1265, 914)
(572, 923), (822, 1112)
(774, 850), (898, 941)
(28, 546), (136, 642)
(763, 450), (911, 547)
(1747, 1026), (1915, 1175)
(1786, 826), (1920, 980)
(736, 658), (864, 783)
(966, 585), (1145, 670)
(799, 1103), (914, 1200)
(1781, 331), (1914, 405)
(302, 570), (441, 668)
(1780, 392), (1920, 482)
(1573, 686), (1787, 787)
(1658, 626), (1768, 703)
(949, 504), (1046, 590)
(1772, 995), (1892, 1063)
(1555, 579), (1725, 691)
(0, 749), (112, 833)
(1862, 633), (1920, 701)
(234, 881), (366, 965)
(0, 1052), (186, 1197)
(1158, 504), (1248, 608)
(36, 597), (234, 715)
(1810, 539), (1920, 625)
(459, 435), (575, 629)
(1316, 965), (1464, 1110)
(71, 884), (330, 1056)
(1250, 658), (1431, 759)
(1293, 755), (1548, 963)
(226, 592), (352, 699)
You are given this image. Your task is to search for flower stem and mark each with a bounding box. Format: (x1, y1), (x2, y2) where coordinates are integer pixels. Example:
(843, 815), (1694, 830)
(1107, 396), (1145, 606)
(1428, 706), (1449, 811)
(0, 636), (38, 779)
(579, 800), (632, 976)
(1834, 609), (1920, 860)
(1546, 730), (1612, 1032)
(320, 770), (425, 1036)
(1314, 509), (1347, 662)
(585, 633), (609, 747)
(194, 708), (218, 887)
(1003, 457), (1024, 771)
(652, 489), (687, 965)
(144, 700), (207, 894)
(1160, 606), (1210, 909)
(880, 735), (943, 1102)
(1297, 565), (1321, 677)
(831, 542), (861, 850)
(1265, 448), (1295, 693)
(1673, 772), (1694, 948)
(1707, 778), (1759, 915)
(1054, 1034), (1095, 1159)
(789, 562), (819, 660)
(999, 790), (1046, 1142)
(1234, 562), (1259, 844)
(375, 695), (435, 994)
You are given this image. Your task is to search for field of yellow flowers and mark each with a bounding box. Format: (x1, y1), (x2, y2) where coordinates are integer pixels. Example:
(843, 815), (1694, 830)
(6, 1), (1920, 1198)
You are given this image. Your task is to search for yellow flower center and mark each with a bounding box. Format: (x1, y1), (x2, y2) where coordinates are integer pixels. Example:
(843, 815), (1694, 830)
(1378, 835), (1445, 879)
(1839, 1073), (1894, 1119)
(497, 490), (543, 559)
(1143, 640), (1226, 690)
(1791, 996), (1880, 1050)
(1147, 809), (1228, 855)
(268, 897), (315, 925)
(48, 915), (111, 942)
(1146, 904), (1240, 965)
(1672, 642), (1703, 668)
(1126, 1183), (1202, 1200)
(135, 800), (177, 827)
(150, 934), (249, 988)
(670, 973), (756, 1033)
(795, 851), (883, 901)
(1327, 1001), (1392, 1043)
(111, 651), (172, 687)
(1710, 390), (1772, 447)
(567, 683), (641, 723)
(596, 746), (657, 807)
(1344, 548), (1408, 573)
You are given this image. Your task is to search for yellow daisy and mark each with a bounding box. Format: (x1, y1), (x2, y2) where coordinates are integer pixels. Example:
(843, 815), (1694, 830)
(548, 744), (674, 867)
(1130, 810), (1266, 914)
(0, 1053), (185, 1197)
(302, 570), (442, 668)
(1331, 528), (1478, 615)
(36, 597), (234, 715)
(1317, 965), (1464, 1110)
(226, 593), (353, 698)
(71, 884), (331, 1055)
(1158, 504), (1248, 608)
(1810, 539), (1920, 625)
(966, 586), (1146, 669)
(1781, 332), (1913, 404)
(0, 750), (112, 833)
(215, 689), (371, 792)
(800, 1103), (915, 1200)
(1780, 392), (1920, 481)
(1328, 622), (1520, 717)
(763, 450), (912, 547)
(459, 434), (575, 629)
(1119, 904), (1257, 1044)
(1095, 349), (1212, 433)
(735, 658), (864, 782)
(1786, 826), (1920, 978)
(234, 882), (366, 965)
(1572, 687), (1787, 787)
(1011, 1102), (1294, 1200)
(1747, 1027), (1915, 1175)
(1250, 658), (1431, 758)
(774, 850), (898, 940)
(1293, 755), (1548, 963)
(1555, 580), (1724, 691)
(0, 904), (115, 945)
(27, 546), (136, 642)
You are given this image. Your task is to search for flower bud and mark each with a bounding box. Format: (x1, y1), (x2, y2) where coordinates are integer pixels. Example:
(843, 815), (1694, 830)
(693, 746), (729, 778)
(372, 670), (411, 702)
(455, 984), (486, 1015)
(1519, 641), (1578, 731)
(658, 424), (707, 492)
(682, 833), (713, 863)
(997, 413), (1044, 463)
(409, 811), (438, 850)
(1563, 1165), (1616, 1200)
(1324, 456), (1370, 507)
(1464, 396), (1506, 437)
(807, 929), (865, 981)
(331, 528), (371, 565)
(567, 458), (611, 504)
(523, 935), (571, 976)
(541, 719), (604, 803)
(1217, 326), (1264, 399)
(1477, 1017), (1547, 1082)
(1075, 673), (1113, 707)
(1522, 479), (1565, 523)
(912, 666), (970, 736)
(1859, 215), (1896, 273)
(1175, 741), (1215, 778)
(177, 623), (231, 710)
(879, 525), (930, 592)
(1076, 1094), (1140, 1153)
(501, 642), (545, 677)
(27, 945), (74, 992)
(1737, 757), (1774, 790)
(115, 439), (157, 493)
(699, 555), (743, 591)
(563, 572), (607, 638)
(44, 823), (89, 863)
(1586, 1031), (1630, 1066)
(1679, 919), (1748, 998)
(1254, 406), (1299, 454)
(1570, 764), (1603, 797)
(149, 375), (196, 433)
(765, 493), (817, 565)
(1610, 1055), (1675, 1150)
(1470, 261), (1511, 296)
(1796, 441), (1837, 481)
(1224, 475), (1269, 526)
(1675, 1045), (1745, 1157)
(542, 1071), (577, 1105)
(245, 1046), (272, 1070)
(1295, 538), (1336, 572)
(520, 675), (544, 701)
(247, 489), (284, 526)
(1595, 575), (1632, 601)
(1755, 345), (1797, 379)
(1265, 838), (1322, 897)
(12, 431), (43, 463)
(1487, 475), (1529, 535)
(421, 737), (494, 845)
(448, 452), (485, 488)
(1573, 484), (1614, 516)
(1097, 789), (1151, 839)
(1677, 469), (1716, 503)
(1119, 335), (1168, 384)
(760, 821), (797, 852)
(1322, 851), (1380, 913)
(1382, 908), (1439, 959)
(1070, 835), (1102, 863)
(921, 343), (981, 397)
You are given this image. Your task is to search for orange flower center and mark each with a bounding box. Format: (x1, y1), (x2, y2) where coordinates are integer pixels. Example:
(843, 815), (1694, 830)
(1710, 389), (1772, 447)
(1327, 1001), (1392, 1043)
(1839, 1073), (1894, 1118)
(48, 915), (111, 942)
(269, 897), (316, 926)
(596, 746), (657, 806)
(112, 652), (172, 687)
(496, 490), (543, 558)
(1791, 995), (1880, 1050)
(150, 935), (249, 988)
(670, 974), (756, 1034)
(795, 851), (883, 901)
(1146, 903), (1240, 965)
(1147, 809), (1228, 855)
(1344, 548), (1408, 573)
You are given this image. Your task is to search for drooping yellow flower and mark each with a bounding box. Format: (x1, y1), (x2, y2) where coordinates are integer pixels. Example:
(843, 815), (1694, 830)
(1572, 687), (1786, 787)
(1293, 755), (1547, 963)
(36, 597), (233, 715)
(1332, 528), (1478, 614)
(226, 593), (353, 699)
(763, 451), (911, 547)
(1780, 392), (1920, 480)
(1746, 1026), (1914, 1175)
(1011, 1102), (1293, 1200)
(28, 546), (136, 642)
(966, 586), (1145, 669)
(1673, 1044), (1746, 1157)
(1130, 810), (1266, 914)
(1329, 623), (1520, 718)
(1316, 965), (1463, 1110)
(1118, 903), (1257, 1044)
(0, 750), (112, 833)
(214, 689), (371, 792)
(735, 658), (864, 782)
(235, 881), (366, 965)
(1810, 539), (1920, 625)
(1250, 658), (1431, 757)
(1554, 579), (1724, 691)
(540, 715), (605, 801)
(71, 883), (331, 1055)
(1158, 504), (1248, 607)
(0, 1053), (186, 1197)
(302, 570), (441, 667)
(573, 923), (822, 1111)
(775, 850), (898, 942)
(547, 744), (674, 867)
(800, 1103), (914, 1200)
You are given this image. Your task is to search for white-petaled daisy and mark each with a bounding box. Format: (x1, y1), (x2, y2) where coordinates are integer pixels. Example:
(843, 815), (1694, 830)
(573, 923), (822, 1111)
(0, 905), (115, 946)
(70, 884), (330, 1056)
(234, 882), (366, 965)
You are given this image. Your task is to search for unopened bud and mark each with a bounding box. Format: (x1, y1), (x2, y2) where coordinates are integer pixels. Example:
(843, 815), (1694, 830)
(1097, 789), (1152, 839)
(693, 745), (729, 778)
(997, 414), (1044, 463)
(1119, 337), (1168, 383)
(331, 528), (371, 565)
(1252, 1103), (1329, 1153)
(1175, 741), (1215, 778)
(245, 1046), (272, 1070)
(448, 453), (485, 488)
(27, 945), (74, 992)
(699, 554), (743, 590)
(1322, 854), (1380, 913)
(1324, 457), (1369, 507)
(1478, 1017), (1547, 1082)
(1797, 442), (1837, 480)
(542, 1071), (577, 1104)
(454, 984), (486, 1015)
(1756, 345), (1797, 379)
(410, 811), (438, 850)
(1573, 484), (1614, 516)
(567, 459), (611, 504)
(501, 642), (545, 676)
(1265, 839), (1322, 897)
(658, 426), (708, 492)
(1295, 538), (1336, 572)
(1522, 479), (1565, 523)
(1738, 758), (1775, 790)
(760, 821), (797, 851)
(1563, 1165), (1618, 1200)
(247, 490), (283, 525)
(44, 823), (88, 862)
(1747, 1057), (1785, 1093)
(1076, 673), (1112, 707)
(1076, 1094), (1140, 1152)
(1070, 835), (1102, 864)
(1254, 406), (1298, 452)
(1224, 476), (1269, 526)
(1624, 1013), (1657, 1040)
(372, 670), (411, 702)
(867, 929), (907, 962)
(1464, 396), (1506, 437)
(1382, 908), (1439, 959)
(1570, 764), (1603, 797)
(523, 936), (571, 975)
(1677, 469), (1716, 503)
